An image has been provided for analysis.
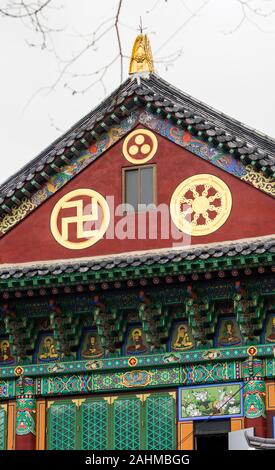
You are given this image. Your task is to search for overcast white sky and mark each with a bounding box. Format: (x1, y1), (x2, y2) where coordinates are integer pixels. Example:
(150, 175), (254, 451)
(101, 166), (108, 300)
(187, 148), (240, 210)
(0, 0), (275, 185)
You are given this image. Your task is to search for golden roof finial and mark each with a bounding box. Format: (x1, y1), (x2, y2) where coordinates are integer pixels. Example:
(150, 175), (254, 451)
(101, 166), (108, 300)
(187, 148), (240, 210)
(129, 19), (154, 75)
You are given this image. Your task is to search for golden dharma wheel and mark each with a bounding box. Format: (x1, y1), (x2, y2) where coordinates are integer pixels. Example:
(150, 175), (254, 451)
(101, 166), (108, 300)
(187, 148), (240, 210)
(170, 174), (232, 236)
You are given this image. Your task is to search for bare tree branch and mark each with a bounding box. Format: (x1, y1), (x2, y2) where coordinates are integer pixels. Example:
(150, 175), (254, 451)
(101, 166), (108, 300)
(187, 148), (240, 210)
(155, 0), (210, 55)
(115, 0), (124, 82)
(0, 0), (52, 19)
(0, 0), (63, 48)
(224, 0), (275, 34)
(2, 0), (275, 118)
(35, 0), (124, 97)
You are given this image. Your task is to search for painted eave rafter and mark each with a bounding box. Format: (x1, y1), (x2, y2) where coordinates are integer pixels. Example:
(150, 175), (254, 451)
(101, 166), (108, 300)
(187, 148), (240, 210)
(0, 236), (274, 294)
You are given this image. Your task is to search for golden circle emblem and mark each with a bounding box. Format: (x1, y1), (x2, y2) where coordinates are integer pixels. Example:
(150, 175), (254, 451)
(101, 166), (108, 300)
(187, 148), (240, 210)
(170, 174), (232, 236)
(50, 189), (110, 250)
(14, 366), (24, 376)
(247, 346), (257, 357)
(122, 129), (158, 164)
(128, 357), (138, 367)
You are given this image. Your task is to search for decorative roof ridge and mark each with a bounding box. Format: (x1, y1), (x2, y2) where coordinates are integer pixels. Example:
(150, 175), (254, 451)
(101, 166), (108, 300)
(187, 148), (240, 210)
(134, 74), (275, 170)
(0, 234), (274, 275)
(0, 76), (135, 195)
(145, 73), (275, 149)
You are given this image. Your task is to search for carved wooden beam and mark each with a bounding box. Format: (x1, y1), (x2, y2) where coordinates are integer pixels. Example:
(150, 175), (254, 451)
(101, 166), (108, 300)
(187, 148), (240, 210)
(92, 296), (126, 354)
(185, 285), (216, 348)
(1, 304), (36, 361)
(48, 299), (79, 358)
(234, 282), (265, 344)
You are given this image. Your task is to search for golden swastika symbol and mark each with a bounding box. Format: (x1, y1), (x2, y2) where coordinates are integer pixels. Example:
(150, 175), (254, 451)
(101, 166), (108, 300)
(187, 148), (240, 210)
(50, 189), (110, 250)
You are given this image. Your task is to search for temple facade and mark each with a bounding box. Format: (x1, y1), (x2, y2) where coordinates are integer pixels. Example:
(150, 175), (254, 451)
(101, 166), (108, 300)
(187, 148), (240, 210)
(0, 35), (275, 450)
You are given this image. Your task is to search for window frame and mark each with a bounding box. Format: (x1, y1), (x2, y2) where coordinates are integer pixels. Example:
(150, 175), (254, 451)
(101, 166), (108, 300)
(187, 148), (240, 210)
(122, 164), (157, 211)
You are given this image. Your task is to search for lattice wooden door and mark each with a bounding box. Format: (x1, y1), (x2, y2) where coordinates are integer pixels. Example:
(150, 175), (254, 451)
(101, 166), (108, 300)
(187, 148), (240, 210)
(47, 401), (77, 450)
(113, 396), (142, 450)
(81, 398), (110, 450)
(47, 391), (176, 450)
(146, 392), (176, 450)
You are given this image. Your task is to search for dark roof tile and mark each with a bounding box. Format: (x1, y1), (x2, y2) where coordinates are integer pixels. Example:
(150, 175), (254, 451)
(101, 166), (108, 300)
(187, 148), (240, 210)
(0, 237), (273, 282)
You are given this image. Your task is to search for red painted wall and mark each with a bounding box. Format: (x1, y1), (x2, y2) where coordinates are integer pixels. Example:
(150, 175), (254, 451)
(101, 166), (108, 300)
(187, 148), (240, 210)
(244, 417), (267, 438)
(266, 410), (275, 438)
(0, 125), (274, 264)
(15, 433), (36, 451)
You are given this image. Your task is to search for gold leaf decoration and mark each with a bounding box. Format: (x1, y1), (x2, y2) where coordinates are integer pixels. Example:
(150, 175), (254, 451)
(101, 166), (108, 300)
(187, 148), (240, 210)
(241, 166), (275, 197)
(0, 198), (35, 234)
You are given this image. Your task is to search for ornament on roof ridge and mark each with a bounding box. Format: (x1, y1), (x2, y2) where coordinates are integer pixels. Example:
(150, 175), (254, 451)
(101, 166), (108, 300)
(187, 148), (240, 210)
(129, 32), (154, 75)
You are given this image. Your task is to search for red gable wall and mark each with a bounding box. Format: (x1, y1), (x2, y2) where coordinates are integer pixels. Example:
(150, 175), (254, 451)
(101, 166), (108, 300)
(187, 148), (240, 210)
(0, 125), (274, 264)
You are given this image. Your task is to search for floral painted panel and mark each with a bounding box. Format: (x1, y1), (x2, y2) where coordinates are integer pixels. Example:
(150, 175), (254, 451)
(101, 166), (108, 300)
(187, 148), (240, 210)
(178, 382), (243, 421)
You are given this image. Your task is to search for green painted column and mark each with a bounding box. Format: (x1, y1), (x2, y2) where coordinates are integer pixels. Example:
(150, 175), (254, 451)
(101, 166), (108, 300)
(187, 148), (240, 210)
(243, 355), (266, 437)
(15, 371), (36, 450)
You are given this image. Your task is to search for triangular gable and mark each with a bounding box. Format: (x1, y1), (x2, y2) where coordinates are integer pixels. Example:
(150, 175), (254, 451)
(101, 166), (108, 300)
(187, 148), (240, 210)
(0, 124), (274, 265)
(0, 74), (274, 239)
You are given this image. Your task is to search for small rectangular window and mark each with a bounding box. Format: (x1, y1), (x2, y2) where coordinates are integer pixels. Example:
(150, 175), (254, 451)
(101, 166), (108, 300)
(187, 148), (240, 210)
(123, 165), (156, 211)
(141, 167), (154, 205)
(125, 168), (139, 210)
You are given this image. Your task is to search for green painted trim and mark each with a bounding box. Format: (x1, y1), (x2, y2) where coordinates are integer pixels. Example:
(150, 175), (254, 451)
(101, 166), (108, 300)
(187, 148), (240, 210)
(0, 343), (273, 380)
(0, 406), (7, 450)
(0, 358), (275, 400)
(1, 252), (274, 292)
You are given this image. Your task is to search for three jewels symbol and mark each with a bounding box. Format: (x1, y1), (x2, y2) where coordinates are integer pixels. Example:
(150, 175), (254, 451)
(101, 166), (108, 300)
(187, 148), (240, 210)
(123, 128), (158, 164)
(50, 189), (110, 250)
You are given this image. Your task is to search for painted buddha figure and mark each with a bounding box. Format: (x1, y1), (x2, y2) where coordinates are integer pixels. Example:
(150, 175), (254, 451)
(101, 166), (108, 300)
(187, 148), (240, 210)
(0, 339), (14, 364)
(267, 317), (275, 343)
(126, 328), (148, 355)
(218, 320), (241, 346)
(172, 325), (194, 351)
(39, 336), (59, 362)
(82, 334), (103, 358)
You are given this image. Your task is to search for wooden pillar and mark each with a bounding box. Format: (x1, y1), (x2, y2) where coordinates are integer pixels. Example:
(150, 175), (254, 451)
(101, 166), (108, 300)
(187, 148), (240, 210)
(36, 400), (46, 450)
(230, 417), (244, 432)
(177, 421), (194, 450)
(7, 401), (16, 450)
(244, 378), (266, 437)
(15, 375), (36, 450)
(243, 357), (267, 438)
(265, 381), (275, 410)
(265, 381), (275, 438)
